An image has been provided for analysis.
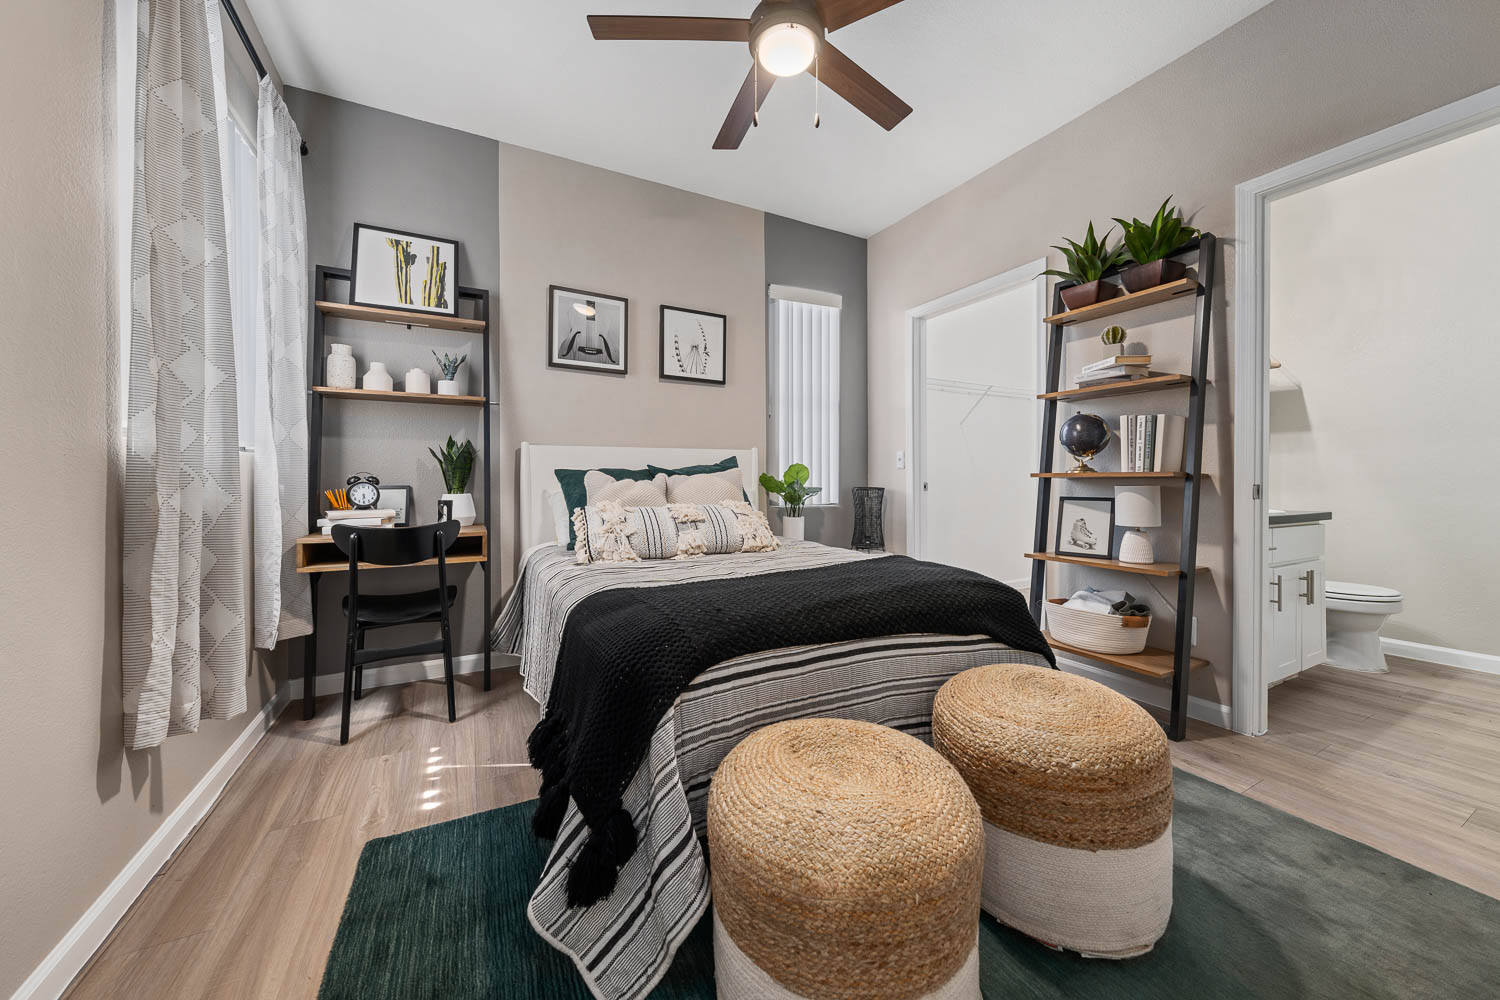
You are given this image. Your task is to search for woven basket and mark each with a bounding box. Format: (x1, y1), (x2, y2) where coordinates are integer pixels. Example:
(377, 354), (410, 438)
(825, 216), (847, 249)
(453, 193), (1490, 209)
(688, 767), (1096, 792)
(707, 718), (983, 1000)
(1045, 598), (1150, 654)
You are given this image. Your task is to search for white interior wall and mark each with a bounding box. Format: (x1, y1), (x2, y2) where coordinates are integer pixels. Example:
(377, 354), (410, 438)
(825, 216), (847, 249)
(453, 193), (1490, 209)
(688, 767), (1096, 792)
(1267, 121), (1500, 656)
(922, 287), (1036, 587)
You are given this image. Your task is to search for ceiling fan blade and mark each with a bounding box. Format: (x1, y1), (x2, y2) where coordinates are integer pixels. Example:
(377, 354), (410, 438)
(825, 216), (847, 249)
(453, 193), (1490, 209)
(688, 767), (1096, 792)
(815, 0), (907, 32)
(713, 65), (775, 150)
(587, 15), (750, 42)
(813, 40), (912, 131)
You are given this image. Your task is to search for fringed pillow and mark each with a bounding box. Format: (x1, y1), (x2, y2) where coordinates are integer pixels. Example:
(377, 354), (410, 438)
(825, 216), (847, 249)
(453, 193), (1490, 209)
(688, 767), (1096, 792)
(574, 500), (778, 564)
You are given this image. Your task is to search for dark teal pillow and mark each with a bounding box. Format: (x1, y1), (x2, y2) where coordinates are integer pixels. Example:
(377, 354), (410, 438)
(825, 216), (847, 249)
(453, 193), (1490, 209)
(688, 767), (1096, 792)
(647, 456), (748, 502)
(554, 466), (654, 549)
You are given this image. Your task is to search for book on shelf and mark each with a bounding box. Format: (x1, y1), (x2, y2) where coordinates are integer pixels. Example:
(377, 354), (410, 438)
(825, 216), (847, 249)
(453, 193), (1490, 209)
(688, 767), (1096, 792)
(1077, 369), (1156, 387)
(1117, 414), (1184, 472)
(1080, 355), (1152, 375)
(323, 507), (397, 521)
(318, 513), (396, 534)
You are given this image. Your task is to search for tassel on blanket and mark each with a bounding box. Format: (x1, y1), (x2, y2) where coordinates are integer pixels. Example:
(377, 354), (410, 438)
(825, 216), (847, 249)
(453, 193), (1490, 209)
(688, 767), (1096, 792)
(667, 504), (708, 559)
(532, 780), (571, 840)
(566, 807), (638, 907)
(528, 715), (572, 839)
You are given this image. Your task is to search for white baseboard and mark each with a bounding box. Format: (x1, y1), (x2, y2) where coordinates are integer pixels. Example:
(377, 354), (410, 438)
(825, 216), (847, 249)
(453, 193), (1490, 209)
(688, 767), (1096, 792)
(1382, 637), (1500, 678)
(286, 651), (519, 701)
(1055, 655), (1233, 731)
(11, 686), (290, 1000)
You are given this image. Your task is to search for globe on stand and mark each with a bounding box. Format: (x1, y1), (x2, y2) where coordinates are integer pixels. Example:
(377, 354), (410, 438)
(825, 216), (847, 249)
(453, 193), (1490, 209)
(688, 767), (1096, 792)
(1059, 413), (1112, 473)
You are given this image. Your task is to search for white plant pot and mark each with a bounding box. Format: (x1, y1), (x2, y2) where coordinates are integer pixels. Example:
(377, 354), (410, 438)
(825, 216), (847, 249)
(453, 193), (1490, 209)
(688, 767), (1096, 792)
(780, 514), (804, 541)
(441, 493), (476, 526)
(437, 378), (462, 396)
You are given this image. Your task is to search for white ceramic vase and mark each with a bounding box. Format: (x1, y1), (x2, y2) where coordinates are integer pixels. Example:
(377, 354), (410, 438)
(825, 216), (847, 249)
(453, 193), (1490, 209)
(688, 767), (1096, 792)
(362, 361), (393, 392)
(436, 371), (464, 396)
(404, 368), (431, 394)
(441, 493), (476, 526)
(326, 343), (356, 389)
(780, 514), (804, 541)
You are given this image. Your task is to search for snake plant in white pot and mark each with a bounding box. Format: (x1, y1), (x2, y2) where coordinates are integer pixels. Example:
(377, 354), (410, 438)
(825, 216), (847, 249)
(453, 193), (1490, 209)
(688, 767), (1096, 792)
(430, 435), (477, 525)
(759, 463), (820, 541)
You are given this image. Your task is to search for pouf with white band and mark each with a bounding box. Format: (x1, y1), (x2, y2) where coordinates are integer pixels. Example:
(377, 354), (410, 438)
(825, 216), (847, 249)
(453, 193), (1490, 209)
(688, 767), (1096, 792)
(932, 663), (1173, 959)
(707, 718), (983, 1000)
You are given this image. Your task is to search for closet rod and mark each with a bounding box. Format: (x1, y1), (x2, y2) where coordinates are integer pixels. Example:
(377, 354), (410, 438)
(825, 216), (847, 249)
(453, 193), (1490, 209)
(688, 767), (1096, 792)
(219, 0), (309, 156)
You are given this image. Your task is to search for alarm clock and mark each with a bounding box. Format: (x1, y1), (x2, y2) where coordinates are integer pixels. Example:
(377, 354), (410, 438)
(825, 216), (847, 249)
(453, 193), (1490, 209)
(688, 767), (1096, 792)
(345, 472), (382, 510)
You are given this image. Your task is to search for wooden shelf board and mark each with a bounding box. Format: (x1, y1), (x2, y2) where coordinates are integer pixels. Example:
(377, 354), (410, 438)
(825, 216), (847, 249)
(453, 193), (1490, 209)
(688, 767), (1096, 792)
(295, 525), (488, 574)
(1039, 373), (1194, 401)
(1032, 471), (1187, 480)
(1024, 551), (1200, 578)
(312, 386), (485, 406)
(315, 300), (486, 333)
(1045, 277), (1198, 326)
(1043, 632), (1208, 679)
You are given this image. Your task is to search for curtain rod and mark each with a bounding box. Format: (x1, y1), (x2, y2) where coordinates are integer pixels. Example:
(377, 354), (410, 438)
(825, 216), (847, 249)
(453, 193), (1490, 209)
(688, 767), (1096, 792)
(219, 0), (309, 156)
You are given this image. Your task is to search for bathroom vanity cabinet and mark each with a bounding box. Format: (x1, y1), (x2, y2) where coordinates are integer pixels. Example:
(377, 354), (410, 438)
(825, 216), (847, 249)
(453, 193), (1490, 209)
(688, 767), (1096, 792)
(1267, 522), (1328, 684)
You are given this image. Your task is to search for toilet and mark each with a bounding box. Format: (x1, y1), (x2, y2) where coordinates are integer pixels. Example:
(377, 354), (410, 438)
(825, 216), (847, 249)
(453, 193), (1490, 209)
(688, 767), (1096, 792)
(1323, 581), (1403, 673)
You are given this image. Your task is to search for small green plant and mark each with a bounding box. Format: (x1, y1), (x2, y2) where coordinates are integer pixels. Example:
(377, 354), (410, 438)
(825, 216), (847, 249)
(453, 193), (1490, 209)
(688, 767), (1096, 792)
(429, 435), (476, 494)
(1039, 222), (1127, 284)
(432, 350), (468, 381)
(1113, 197), (1200, 265)
(1100, 325), (1127, 346)
(759, 463), (821, 516)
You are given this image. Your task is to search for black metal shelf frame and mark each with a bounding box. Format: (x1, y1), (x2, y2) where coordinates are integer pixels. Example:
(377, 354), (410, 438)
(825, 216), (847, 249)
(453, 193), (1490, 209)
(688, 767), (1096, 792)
(1028, 235), (1217, 740)
(301, 265), (492, 720)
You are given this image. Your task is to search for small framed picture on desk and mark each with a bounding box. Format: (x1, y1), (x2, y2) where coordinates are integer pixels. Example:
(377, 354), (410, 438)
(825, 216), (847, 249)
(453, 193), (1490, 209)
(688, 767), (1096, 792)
(378, 485), (414, 527)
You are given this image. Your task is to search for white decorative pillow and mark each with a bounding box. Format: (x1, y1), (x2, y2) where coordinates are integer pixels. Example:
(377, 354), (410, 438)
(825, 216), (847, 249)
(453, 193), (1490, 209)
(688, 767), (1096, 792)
(544, 489), (571, 547)
(574, 500), (778, 564)
(665, 468), (744, 506)
(584, 470), (669, 508)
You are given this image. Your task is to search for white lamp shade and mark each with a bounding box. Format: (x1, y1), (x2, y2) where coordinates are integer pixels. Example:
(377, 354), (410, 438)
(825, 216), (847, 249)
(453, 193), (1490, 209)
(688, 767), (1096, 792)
(1114, 485), (1162, 528)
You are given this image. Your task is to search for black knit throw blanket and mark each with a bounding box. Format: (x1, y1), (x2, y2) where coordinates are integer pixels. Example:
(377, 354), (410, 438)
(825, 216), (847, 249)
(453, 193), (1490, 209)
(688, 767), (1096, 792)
(527, 555), (1055, 907)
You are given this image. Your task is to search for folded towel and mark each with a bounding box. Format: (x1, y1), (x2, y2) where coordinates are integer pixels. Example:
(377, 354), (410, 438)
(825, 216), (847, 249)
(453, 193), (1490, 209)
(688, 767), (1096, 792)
(1063, 588), (1149, 617)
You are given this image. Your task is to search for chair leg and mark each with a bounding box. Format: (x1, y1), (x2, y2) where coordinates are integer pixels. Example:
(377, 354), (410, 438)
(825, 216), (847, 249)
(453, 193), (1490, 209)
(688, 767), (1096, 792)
(340, 634), (356, 746)
(441, 619), (456, 724)
(354, 629), (365, 700)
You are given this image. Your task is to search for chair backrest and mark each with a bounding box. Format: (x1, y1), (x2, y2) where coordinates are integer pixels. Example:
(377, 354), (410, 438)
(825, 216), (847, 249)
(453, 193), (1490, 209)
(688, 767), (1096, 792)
(330, 520), (460, 566)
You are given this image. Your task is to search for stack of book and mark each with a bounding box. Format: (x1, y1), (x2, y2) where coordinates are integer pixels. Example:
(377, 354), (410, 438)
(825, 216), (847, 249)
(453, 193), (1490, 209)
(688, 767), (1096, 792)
(318, 508), (398, 535)
(1119, 414), (1186, 473)
(1076, 355), (1152, 388)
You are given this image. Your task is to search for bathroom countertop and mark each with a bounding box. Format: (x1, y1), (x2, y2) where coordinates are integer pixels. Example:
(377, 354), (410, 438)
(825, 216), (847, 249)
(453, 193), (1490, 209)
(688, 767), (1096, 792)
(1269, 509), (1333, 526)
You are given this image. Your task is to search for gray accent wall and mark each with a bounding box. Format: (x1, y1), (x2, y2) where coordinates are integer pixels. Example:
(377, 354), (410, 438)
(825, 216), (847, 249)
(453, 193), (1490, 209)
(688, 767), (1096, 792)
(763, 214), (869, 548)
(284, 88), (500, 674)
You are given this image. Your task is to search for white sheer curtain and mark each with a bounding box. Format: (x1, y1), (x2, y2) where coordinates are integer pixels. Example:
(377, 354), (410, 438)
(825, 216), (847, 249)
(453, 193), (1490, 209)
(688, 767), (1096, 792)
(252, 75), (312, 649)
(768, 294), (841, 502)
(122, 0), (246, 748)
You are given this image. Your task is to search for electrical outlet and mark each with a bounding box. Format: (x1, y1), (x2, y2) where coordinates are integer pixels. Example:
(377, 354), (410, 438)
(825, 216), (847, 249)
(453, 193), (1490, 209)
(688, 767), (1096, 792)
(895, 450), (905, 470)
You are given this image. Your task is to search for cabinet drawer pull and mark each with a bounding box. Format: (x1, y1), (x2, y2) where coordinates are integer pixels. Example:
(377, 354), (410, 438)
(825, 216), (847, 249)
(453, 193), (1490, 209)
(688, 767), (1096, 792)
(1300, 568), (1316, 606)
(1270, 574), (1283, 611)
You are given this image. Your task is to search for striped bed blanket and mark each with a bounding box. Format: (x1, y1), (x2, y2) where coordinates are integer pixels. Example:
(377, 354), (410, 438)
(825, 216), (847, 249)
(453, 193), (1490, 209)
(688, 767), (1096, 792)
(490, 541), (1051, 1000)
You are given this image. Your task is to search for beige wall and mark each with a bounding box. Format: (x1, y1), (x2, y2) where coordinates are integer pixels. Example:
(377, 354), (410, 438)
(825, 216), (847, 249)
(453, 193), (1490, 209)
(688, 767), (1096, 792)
(866, 0), (1500, 705)
(0, 2), (283, 994)
(1268, 121), (1500, 657)
(493, 144), (768, 590)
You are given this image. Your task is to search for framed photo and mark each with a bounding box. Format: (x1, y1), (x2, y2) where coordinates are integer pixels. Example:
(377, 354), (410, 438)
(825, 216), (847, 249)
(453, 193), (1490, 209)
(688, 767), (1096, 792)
(350, 224), (459, 317)
(549, 285), (628, 374)
(659, 306), (726, 385)
(1055, 496), (1115, 559)
(377, 485), (414, 527)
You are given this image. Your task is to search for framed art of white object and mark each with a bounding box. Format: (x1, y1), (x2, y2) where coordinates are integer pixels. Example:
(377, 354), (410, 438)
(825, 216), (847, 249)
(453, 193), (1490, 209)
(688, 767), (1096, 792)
(549, 285), (628, 374)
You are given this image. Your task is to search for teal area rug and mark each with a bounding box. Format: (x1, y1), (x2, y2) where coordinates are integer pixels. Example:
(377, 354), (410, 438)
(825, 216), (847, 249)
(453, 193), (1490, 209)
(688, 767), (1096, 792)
(319, 771), (1499, 999)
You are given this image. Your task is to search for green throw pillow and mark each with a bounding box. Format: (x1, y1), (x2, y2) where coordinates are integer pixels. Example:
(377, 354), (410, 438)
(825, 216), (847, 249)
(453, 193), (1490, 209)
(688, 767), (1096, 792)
(554, 466), (655, 549)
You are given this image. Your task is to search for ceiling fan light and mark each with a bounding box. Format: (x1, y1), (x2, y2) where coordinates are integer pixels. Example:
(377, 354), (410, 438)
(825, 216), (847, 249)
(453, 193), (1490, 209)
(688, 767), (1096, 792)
(756, 22), (816, 77)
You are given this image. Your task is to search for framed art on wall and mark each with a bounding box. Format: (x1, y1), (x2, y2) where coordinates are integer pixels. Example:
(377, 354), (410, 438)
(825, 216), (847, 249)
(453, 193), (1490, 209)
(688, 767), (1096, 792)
(377, 485), (415, 527)
(659, 305), (726, 385)
(1055, 496), (1115, 559)
(350, 224), (459, 317)
(549, 285), (628, 374)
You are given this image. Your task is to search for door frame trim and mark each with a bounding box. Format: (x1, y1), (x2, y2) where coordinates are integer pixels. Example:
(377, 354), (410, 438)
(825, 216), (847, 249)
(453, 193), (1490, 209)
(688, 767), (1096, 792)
(1231, 82), (1500, 736)
(905, 259), (1047, 563)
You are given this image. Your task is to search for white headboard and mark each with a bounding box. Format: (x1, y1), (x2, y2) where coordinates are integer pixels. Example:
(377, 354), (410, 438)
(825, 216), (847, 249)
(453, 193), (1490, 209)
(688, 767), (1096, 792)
(519, 443), (761, 551)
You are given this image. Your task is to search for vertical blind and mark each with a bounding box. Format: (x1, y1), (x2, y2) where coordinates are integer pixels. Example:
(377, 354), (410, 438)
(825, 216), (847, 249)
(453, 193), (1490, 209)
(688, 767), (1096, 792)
(769, 296), (840, 504)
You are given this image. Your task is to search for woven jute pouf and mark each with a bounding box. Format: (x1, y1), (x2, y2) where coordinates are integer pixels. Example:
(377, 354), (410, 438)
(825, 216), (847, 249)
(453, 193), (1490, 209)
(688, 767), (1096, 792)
(932, 663), (1173, 959)
(707, 718), (983, 1000)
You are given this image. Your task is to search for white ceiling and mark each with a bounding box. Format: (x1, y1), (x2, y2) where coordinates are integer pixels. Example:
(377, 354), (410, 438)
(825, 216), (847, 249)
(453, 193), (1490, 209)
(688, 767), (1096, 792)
(246, 0), (1273, 237)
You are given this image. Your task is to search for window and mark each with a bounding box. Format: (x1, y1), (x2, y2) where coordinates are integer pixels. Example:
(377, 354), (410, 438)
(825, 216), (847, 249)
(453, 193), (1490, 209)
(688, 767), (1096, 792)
(224, 118), (258, 447)
(768, 288), (841, 505)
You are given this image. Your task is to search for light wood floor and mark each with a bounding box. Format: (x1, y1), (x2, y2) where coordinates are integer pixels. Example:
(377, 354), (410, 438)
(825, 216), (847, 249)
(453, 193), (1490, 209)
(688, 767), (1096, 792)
(64, 655), (1500, 998)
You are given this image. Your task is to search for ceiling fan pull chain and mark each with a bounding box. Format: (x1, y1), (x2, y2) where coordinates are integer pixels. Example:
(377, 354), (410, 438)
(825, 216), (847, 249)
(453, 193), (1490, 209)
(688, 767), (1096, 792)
(753, 61), (760, 128)
(813, 48), (821, 129)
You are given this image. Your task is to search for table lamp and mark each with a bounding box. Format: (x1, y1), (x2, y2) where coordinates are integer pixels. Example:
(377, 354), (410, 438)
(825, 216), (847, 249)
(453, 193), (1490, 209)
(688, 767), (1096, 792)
(1115, 485), (1162, 564)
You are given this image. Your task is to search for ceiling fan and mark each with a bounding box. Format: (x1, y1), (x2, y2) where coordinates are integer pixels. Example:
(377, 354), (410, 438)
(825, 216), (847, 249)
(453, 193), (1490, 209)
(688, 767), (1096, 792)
(587, 0), (913, 149)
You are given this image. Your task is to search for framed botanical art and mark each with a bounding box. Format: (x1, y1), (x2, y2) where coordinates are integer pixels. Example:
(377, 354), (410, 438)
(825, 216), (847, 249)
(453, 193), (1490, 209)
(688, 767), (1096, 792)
(350, 224), (459, 317)
(659, 305), (727, 385)
(1055, 496), (1115, 559)
(549, 285), (628, 374)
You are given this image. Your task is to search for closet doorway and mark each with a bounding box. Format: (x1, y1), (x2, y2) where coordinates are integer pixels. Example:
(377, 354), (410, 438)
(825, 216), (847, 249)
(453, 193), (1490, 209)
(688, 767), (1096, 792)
(907, 260), (1046, 591)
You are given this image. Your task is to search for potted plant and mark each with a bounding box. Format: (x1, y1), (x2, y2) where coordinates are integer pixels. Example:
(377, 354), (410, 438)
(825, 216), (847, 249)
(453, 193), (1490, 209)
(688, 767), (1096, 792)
(429, 435), (477, 525)
(1042, 222), (1128, 311)
(1112, 197), (1200, 292)
(759, 463), (821, 541)
(432, 350), (468, 396)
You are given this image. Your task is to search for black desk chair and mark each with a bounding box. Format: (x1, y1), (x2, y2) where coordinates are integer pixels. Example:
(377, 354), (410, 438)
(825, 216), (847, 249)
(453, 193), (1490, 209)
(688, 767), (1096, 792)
(330, 520), (461, 745)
